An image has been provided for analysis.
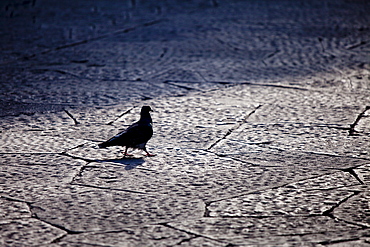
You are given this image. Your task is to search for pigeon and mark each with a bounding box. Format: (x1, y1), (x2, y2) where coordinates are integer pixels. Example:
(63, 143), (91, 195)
(98, 106), (155, 157)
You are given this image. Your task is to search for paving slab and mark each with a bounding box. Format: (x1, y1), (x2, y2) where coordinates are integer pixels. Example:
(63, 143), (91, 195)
(168, 217), (366, 246)
(0, 154), (85, 202)
(49, 224), (194, 247)
(0, 197), (31, 219)
(333, 188), (370, 228)
(354, 164), (370, 184)
(207, 171), (360, 217)
(0, 218), (65, 247)
(30, 186), (204, 232)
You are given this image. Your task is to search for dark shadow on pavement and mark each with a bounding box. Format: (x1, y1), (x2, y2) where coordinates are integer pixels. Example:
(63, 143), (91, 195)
(96, 157), (145, 170)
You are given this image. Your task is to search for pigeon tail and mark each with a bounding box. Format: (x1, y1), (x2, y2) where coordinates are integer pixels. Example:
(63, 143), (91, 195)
(98, 142), (109, 148)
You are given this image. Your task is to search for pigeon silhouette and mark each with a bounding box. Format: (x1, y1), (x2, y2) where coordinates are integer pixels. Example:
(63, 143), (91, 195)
(98, 106), (155, 157)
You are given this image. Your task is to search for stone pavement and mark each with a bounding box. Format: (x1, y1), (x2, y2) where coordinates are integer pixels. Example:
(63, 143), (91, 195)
(1, 0), (370, 246)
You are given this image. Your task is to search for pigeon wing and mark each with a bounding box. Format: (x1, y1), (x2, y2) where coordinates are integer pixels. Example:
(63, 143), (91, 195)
(99, 122), (152, 148)
(123, 122), (153, 148)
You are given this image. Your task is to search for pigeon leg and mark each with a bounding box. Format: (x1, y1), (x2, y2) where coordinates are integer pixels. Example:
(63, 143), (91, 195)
(144, 148), (156, 157)
(122, 147), (133, 157)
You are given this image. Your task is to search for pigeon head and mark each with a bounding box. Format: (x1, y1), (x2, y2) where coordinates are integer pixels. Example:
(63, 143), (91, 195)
(140, 106), (153, 123)
(141, 106), (153, 114)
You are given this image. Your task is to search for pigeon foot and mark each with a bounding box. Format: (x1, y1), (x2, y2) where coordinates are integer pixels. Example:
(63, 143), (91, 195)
(145, 152), (156, 157)
(122, 151), (134, 157)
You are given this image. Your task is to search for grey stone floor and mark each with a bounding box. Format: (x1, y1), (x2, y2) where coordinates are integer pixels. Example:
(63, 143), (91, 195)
(1, 0), (370, 246)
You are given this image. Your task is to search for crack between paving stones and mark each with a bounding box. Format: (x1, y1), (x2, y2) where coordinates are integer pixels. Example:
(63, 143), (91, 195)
(159, 222), (224, 244)
(49, 234), (69, 245)
(349, 106), (370, 136)
(50, 225), (169, 246)
(163, 79), (230, 85)
(62, 143), (86, 154)
(335, 217), (370, 229)
(203, 200), (212, 218)
(256, 122), (350, 131)
(346, 40), (369, 50)
(173, 236), (200, 246)
(226, 139), (274, 146)
(325, 190), (370, 229)
(61, 152), (97, 163)
(207, 104), (262, 150)
(27, 204), (84, 235)
(163, 80), (205, 92)
(139, 94), (153, 101)
(303, 184), (364, 192)
(69, 161), (92, 184)
(274, 229), (344, 237)
(64, 109), (81, 125)
(162, 79), (312, 91)
(323, 191), (361, 219)
(52, 69), (84, 79)
(1, 195), (35, 207)
(262, 54), (279, 66)
(52, 239), (111, 247)
(342, 168), (365, 185)
(207, 215), (323, 219)
(106, 107), (134, 125)
(240, 81), (310, 91)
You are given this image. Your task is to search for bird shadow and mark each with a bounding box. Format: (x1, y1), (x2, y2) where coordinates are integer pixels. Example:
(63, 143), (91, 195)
(95, 157), (145, 170)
